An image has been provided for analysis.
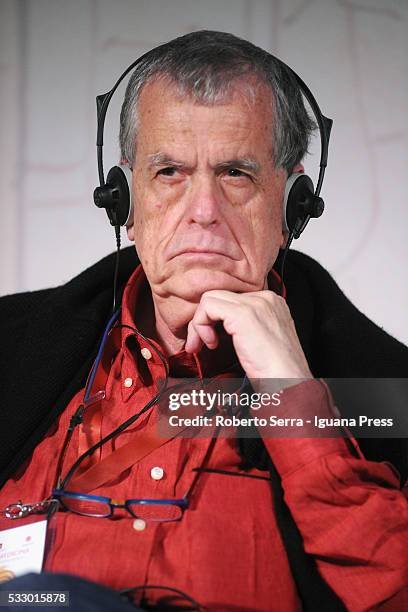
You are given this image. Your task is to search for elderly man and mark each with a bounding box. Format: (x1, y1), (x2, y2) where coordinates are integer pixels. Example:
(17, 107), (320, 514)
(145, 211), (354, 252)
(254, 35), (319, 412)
(0, 31), (407, 612)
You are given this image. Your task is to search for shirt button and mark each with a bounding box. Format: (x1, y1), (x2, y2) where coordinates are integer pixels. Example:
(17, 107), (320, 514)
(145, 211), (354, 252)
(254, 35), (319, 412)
(133, 518), (146, 531)
(150, 466), (164, 481)
(123, 377), (133, 388)
(141, 347), (152, 360)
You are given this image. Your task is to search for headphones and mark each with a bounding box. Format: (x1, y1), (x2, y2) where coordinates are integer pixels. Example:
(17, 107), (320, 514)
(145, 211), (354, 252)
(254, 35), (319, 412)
(93, 46), (332, 241)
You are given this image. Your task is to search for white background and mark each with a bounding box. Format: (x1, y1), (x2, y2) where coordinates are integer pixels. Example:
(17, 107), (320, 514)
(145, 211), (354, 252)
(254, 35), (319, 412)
(1, 0), (407, 345)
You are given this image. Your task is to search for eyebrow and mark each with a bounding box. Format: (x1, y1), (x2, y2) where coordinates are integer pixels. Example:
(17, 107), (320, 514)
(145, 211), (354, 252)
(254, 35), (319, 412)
(147, 152), (261, 175)
(215, 158), (261, 175)
(147, 152), (185, 169)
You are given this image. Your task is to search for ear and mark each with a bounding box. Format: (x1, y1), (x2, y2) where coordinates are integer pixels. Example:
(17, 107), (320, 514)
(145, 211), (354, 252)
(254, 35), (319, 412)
(127, 223), (135, 242)
(280, 229), (289, 249)
(292, 163), (304, 174)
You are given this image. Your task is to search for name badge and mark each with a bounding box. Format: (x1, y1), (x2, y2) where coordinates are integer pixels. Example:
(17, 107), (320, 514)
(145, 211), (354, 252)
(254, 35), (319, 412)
(0, 521), (47, 583)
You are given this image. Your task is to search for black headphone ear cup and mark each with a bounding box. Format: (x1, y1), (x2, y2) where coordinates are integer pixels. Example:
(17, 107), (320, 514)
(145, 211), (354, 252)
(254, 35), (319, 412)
(106, 166), (131, 227)
(282, 173), (315, 233)
(93, 166), (131, 226)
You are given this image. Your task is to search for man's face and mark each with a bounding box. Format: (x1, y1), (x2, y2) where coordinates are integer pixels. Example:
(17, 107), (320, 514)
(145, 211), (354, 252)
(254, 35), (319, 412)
(128, 77), (287, 303)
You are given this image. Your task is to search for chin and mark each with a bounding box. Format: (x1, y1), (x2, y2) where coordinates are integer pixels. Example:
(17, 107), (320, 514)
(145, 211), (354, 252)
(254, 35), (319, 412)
(163, 268), (252, 301)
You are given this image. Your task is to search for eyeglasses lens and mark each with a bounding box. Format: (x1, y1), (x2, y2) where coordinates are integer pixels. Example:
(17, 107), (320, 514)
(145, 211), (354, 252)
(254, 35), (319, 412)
(60, 496), (111, 517)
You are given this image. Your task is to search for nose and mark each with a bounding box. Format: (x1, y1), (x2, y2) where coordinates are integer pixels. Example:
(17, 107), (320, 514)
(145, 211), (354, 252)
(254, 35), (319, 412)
(186, 173), (222, 228)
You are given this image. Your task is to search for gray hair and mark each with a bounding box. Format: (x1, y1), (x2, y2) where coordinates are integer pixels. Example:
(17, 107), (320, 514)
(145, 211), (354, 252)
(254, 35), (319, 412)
(119, 30), (316, 173)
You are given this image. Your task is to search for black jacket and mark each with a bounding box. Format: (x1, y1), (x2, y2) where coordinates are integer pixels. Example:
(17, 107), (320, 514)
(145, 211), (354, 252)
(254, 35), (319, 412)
(1, 247), (407, 610)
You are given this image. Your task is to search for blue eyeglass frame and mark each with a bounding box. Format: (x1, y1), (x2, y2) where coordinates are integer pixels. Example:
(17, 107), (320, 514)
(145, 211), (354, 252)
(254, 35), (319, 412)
(52, 489), (189, 520)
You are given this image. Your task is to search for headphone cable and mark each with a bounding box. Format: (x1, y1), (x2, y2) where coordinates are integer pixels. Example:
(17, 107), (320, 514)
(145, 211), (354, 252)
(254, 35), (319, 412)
(279, 230), (295, 297)
(112, 224), (121, 313)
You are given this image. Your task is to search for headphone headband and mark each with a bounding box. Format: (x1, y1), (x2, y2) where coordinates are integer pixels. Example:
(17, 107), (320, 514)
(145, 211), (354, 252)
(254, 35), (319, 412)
(95, 50), (332, 190)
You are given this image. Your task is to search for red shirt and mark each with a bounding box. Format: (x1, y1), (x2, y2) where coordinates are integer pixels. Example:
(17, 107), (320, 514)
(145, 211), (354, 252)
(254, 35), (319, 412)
(0, 265), (407, 611)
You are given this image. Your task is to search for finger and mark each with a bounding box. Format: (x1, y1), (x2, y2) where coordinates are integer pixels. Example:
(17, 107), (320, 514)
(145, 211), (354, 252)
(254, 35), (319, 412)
(194, 323), (219, 350)
(185, 319), (203, 353)
(185, 295), (227, 353)
(185, 320), (219, 353)
(199, 290), (241, 304)
(186, 294), (243, 354)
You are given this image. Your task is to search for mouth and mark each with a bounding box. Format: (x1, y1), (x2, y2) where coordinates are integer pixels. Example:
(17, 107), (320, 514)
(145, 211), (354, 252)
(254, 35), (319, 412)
(170, 248), (239, 261)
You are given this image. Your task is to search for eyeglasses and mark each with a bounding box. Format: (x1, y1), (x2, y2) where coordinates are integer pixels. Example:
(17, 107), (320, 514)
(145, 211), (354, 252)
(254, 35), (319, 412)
(51, 429), (218, 524)
(51, 490), (188, 522)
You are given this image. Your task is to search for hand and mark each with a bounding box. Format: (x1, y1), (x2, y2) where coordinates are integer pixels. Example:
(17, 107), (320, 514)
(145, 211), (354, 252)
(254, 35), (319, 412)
(185, 290), (312, 381)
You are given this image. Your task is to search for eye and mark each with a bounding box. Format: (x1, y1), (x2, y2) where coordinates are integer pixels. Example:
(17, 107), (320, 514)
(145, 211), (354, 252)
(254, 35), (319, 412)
(223, 168), (254, 184)
(227, 168), (248, 178)
(156, 167), (178, 177)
